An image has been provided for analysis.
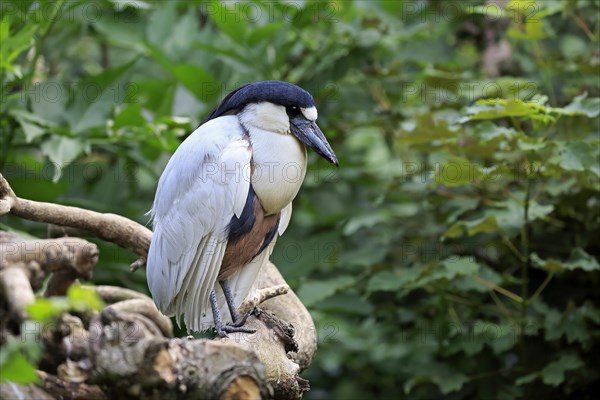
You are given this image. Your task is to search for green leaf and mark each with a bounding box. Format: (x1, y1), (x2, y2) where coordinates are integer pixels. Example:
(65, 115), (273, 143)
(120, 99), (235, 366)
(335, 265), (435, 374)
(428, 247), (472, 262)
(528, 201), (554, 221)
(507, 19), (547, 41)
(564, 248), (600, 272)
(27, 298), (69, 322)
(171, 64), (217, 101)
(444, 215), (499, 239)
(69, 61), (139, 133)
(515, 372), (538, 386)
(532, 248), (599, 273)
(297, 276), (356, 307)
(146, 1), (177, 47)
(479, 199), (554, 237)
(461, 98), (555, 123)
(517, 136), (547, 151)
(550, 141), (596, 172)
(145, 44), (218, 102)
(398, 115), (460, 146)
(208, 0), (247, 43)
(531, 253), (563, 272)
(443, 223), (464, 239)
(419, 257), (480, 285)
(453, 265), (503, 293)
(560, 35), (588, 60)
(367, 269), (415, 293)
(67, 285), (104, 312)
(435, 157), (482, 187)
(441, 257), (480, 277)
(434, 370), (469, 394)
(541, 354), (584, 386)
(344, 211), (390, 235)
(10, 111), (48, 142)
(0, 16), (36, 76)
(112, 103), (147, 130)
(27, 79), (67, 123)
(0, 324), (43, 384)
(563, 93), (600, 118)
(0, 352), (39, 384)
(247, 22), (284, 46)
(40, 136), (87, 181)
(404, 363), (469, 395)
(476, 121), (518, 142)
(316, 292), (375, 315)
(461, 99), (534, 120)
(466, 215), (499, 236)
(541, 302), (599, 348)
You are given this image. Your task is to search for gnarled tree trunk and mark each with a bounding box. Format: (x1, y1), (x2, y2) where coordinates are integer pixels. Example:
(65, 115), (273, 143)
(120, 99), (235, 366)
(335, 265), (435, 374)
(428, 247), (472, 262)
(0, 173), (316, 399)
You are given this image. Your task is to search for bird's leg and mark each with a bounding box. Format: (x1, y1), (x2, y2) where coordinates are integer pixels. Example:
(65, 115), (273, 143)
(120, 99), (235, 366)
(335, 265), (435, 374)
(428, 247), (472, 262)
(210, 288), (255, 338)
(219, 280), (253, 328)
(210, 289), (227, 337)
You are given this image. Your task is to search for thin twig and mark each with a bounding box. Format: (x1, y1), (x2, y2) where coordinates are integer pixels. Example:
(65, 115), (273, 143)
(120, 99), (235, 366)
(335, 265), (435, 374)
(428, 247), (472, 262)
(237, 285), (290, 317)
(528, 272), (554, 303)
(472, 276), (523, 304)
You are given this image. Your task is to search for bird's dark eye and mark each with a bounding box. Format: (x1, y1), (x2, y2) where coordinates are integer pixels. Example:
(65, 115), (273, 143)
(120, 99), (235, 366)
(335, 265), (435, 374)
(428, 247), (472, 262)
(286, 106), (301, 118)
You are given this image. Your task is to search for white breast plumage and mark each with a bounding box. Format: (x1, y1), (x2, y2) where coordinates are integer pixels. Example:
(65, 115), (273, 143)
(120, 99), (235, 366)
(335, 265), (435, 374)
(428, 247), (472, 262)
(248, 128), (307, 215)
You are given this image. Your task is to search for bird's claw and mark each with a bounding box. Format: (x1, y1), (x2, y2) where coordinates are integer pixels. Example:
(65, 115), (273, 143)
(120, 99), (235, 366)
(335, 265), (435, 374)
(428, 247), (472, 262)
(215, 324), (256, 338)
(212, 285), (256, 338)
(230, 308), (254, 327)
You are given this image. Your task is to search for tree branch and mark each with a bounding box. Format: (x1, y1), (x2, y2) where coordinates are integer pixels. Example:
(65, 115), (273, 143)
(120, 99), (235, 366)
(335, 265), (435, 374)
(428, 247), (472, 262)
(1, 173), (150, 269)
(0, 266), (35, 321)
(0, 173), (317, 398)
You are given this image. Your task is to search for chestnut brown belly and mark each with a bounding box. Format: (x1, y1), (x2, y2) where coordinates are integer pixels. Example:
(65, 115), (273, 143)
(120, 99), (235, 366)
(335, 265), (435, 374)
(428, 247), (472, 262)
(219, 191), (279, 280)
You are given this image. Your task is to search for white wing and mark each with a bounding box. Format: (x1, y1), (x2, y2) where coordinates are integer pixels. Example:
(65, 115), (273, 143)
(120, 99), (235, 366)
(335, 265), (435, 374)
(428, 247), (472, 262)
(146, 116), (251, 332)
(278, 203), (293, 235)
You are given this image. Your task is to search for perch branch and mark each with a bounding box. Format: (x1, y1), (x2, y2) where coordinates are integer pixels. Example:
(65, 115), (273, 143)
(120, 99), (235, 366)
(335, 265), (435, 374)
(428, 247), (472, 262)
(0, 266), (35, 321)
(38, 370), (108, 400)
(0, 233), (99, 276)
(87, 307), (269, 399)
(1, 173), (318, 398)
(107, 298), (173, 338)
(256, 262), (317, 370)
(0, 231), (99, 297)
(237, 284), (289, 317)
(1, 173), (150, 269)
(0, 382), (54, 400)
(90, 285), (152, 303)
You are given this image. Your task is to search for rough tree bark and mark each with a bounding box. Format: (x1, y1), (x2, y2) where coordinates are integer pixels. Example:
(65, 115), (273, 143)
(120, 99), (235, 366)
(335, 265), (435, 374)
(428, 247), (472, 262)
(0, 173), (317, 399)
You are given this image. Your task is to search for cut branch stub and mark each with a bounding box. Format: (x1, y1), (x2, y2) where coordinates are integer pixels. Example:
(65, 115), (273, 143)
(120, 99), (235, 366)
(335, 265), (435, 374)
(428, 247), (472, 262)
(0, 231), (100, 299)
(88, 307), (268, 399)
(0, 232), (99, 276)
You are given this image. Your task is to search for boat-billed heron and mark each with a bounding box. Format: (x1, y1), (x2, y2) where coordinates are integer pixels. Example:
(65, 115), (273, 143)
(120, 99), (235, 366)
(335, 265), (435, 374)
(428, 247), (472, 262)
(147, 81), (338, 336)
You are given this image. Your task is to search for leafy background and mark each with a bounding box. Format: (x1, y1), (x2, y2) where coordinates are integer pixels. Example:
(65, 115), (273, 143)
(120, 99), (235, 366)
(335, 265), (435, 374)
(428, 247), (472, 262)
(1, 0), (599, 398)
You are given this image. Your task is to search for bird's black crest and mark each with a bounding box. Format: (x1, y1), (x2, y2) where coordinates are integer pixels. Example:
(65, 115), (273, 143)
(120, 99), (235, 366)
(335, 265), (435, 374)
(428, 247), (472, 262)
(204, 81), (315, 122)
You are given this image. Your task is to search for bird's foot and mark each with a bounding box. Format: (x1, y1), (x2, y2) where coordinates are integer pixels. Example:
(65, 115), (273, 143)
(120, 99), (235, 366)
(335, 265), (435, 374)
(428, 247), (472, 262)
(215, 323), (256, 338)
(229, 308), (254, 327)
(211, 285), (256, 338)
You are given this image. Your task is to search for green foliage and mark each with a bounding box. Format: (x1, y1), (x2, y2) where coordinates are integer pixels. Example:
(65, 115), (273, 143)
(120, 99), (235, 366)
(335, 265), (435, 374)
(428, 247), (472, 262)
(0, 324), (42, 384)
(27, 284), (104, 322)
(0, 285), (103, 384)
(1, 0), (599, 398)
